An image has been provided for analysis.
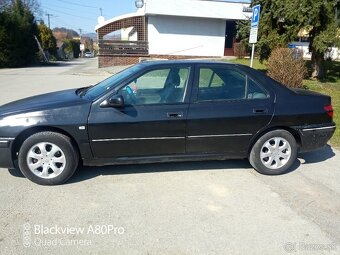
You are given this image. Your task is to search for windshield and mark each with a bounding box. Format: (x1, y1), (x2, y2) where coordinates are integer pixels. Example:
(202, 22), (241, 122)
(82, 64), (143, 100)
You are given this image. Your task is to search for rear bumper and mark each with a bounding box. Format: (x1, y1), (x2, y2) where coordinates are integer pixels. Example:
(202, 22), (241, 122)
(0, 138), (15, 169)
(294, 123), (336, 152)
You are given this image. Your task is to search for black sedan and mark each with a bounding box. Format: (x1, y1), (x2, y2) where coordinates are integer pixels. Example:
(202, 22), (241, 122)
(0, 60), (336, 185)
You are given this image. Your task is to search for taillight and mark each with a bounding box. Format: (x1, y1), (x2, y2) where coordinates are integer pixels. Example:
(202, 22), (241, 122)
(324, 105), (334, 119)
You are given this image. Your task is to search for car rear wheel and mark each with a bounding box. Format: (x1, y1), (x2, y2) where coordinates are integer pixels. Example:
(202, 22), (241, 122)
(249, 130), (297, 175)
(18, 132), (79, 185)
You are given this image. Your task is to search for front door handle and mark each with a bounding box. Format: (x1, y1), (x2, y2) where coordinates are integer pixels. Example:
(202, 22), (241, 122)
(253, 108), (268, 114)
(167, 112), (183, 118)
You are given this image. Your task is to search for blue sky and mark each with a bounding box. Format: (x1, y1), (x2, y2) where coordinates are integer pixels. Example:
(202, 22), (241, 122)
(39, 0), (136, 33)
(39, 0), (251, 34)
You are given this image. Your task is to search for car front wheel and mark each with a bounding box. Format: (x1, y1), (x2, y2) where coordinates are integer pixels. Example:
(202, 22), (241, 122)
(18, 132), (79, 185)
(249, 130), (298, 175)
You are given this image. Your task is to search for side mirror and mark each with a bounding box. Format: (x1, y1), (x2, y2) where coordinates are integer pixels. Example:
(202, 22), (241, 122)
(100, 95), (124, 108)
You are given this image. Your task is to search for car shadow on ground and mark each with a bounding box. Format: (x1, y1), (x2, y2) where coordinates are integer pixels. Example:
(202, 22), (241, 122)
(8, 146), (336, 184)
(69, 159), (253, 184)
(298, 145), (336, 164)
(70, 145), (335, 183)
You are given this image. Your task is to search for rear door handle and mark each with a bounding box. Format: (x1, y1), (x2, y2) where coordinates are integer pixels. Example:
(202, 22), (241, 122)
(253, 108), (268, 114)
(167, 112), (183, 118)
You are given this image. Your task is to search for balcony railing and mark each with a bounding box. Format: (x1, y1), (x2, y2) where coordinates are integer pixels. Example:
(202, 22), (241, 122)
(98, 40), (149, 55)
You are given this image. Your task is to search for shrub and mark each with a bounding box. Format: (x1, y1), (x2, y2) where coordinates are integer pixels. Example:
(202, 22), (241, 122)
(234, 42), (247, 59)
(267, 48), (307, 88)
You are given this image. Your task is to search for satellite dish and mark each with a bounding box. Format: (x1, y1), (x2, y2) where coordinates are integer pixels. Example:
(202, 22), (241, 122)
(98, 16), (105, 24)
(135, 0), (144, 8)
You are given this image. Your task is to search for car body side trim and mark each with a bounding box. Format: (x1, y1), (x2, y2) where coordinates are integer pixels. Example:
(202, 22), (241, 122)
(0, 137), (15, 141)
(302, 126), (336, 132)
(187, 134), (252, 138)
(92, 137), (185, 142)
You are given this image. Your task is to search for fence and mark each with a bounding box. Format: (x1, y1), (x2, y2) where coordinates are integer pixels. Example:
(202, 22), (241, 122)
(98, 40), (149, 55)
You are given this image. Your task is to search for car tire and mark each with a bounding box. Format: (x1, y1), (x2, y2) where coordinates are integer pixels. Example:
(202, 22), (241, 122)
(249, 130), (297, 175)
(18, 132), (79, 185)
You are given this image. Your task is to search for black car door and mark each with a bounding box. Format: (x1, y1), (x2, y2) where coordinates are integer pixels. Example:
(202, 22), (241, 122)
(186, 64), (275, 157)
(88, 64), (193, 158)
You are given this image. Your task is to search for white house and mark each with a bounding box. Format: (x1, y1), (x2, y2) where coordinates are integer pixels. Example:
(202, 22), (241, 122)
(95, 0), (251, 67)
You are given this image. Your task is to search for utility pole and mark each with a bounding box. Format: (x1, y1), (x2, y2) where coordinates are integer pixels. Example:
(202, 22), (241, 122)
(45, 13), (53, 29)
(34, 36), (48, 62)
(79, 28), (83, 58)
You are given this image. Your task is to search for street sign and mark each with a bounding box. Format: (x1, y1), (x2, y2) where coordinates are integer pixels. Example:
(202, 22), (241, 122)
(249, 27), (258, 44)
(249, 5), (261, 44)
(249, 4), (261, 68)
(251, 5), (261, 28)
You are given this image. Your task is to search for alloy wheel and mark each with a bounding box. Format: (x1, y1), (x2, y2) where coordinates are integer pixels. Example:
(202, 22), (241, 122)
(26, 142), (66, 179)
(260, 137), (292, 170)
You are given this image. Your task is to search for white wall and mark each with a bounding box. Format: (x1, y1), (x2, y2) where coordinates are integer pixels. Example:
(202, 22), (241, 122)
(145, 0), (251, 20)
(326, 47), (340, 60)
(148, 16), (226, 56)
(297, 46), (340, 60)
(121, 27), (133, 40)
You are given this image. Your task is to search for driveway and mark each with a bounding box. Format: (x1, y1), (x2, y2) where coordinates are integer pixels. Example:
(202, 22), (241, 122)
(0, 59), (339, 255)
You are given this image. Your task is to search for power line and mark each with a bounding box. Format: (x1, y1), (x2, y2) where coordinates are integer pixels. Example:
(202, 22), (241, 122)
(53, 17), (92, 34)
(41, 3), (99, 16)
(53, 16), (78, 31)
(43, 6), (91, 20)
(55, 0), (98, 9)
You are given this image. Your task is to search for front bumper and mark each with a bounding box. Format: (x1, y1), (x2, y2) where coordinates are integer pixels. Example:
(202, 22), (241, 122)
(295, 123), (336, 152)
(0, 138), (15, 169)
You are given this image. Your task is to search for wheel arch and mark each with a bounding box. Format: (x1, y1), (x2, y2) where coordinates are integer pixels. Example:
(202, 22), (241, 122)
(247, 126), (302, 156)
(12, 126), (81, 163)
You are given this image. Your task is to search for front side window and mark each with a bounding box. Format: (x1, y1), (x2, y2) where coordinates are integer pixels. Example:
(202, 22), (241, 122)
(197, 67), (268, 101)
(83, 64), (143, 100)
(118, 67), (190, 105)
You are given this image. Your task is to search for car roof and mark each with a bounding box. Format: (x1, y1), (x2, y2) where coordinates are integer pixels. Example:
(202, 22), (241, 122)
(138, 59), (236, 66)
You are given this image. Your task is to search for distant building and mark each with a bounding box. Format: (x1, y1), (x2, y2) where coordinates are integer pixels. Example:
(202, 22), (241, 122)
(288, 29), (340, 60)
(95, 0), (251, 67)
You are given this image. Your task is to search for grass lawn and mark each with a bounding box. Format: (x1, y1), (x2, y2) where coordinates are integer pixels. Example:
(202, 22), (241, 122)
(228, 58), (340, 148)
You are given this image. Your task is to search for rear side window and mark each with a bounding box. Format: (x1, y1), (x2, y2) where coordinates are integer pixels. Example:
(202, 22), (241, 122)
(197, 67), (268, 101)
(247, 77), (268, 99)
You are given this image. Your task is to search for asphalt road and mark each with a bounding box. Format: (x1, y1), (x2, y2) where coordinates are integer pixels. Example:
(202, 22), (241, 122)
(0, 59), (339, 255)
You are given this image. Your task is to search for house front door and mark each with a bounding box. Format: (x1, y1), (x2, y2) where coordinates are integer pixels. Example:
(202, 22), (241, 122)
(224, 21), (236, 56)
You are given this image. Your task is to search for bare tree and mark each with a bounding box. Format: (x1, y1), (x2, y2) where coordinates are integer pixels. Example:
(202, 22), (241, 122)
(1, 0), (41, 15)
(22, 0), (41, 15)
(0, 0), (10, 10)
